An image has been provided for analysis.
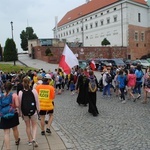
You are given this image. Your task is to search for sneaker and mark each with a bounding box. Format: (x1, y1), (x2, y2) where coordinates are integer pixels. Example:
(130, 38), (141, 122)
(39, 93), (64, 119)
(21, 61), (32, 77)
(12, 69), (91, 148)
(41, 131), (45, 135)
(133, 98), (137, 102)
(122, 100), (126, 104)
(15, 138), (20, 145)
(45, 120), (48, 124)
(119, 96), (122, 101)
(32, 140), (38, 147)
(46, 128), (51, 134)
(137, 94), (141, 99)
(27, 141), (32, 146)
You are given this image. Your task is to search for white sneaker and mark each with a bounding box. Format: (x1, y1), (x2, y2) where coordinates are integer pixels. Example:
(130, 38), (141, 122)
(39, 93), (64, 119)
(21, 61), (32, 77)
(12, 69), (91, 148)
(122, 100), (126, 104)
(27, 141), (32, 146)
(32, 140), (38, 147)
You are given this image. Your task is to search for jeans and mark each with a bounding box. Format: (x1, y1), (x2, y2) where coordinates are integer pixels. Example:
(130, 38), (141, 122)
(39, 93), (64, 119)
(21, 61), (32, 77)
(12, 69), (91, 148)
(133, 82), (142, 95)
(120, 87), (125, 100)
(103, 84), (111, 96)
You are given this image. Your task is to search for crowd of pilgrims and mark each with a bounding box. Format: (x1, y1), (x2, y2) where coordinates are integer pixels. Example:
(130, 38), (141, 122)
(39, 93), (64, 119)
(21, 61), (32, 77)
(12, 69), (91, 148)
(1, 63), (150, 116)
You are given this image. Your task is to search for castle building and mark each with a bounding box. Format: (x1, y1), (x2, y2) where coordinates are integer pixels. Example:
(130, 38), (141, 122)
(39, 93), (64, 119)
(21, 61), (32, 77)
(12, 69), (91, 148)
(54, 0), (150, 59)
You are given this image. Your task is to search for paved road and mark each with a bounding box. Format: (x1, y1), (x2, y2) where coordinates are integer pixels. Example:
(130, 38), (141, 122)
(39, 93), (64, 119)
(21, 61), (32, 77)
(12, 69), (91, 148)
(2, 54), (150, 150)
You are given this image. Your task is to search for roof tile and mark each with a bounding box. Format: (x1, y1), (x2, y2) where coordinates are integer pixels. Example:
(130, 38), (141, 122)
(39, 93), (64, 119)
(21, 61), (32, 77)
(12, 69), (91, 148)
(57, 0), (147, 27)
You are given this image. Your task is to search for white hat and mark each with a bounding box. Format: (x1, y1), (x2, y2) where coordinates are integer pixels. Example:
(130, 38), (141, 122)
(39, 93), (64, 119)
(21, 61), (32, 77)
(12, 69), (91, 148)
(44, 74), (51, 79)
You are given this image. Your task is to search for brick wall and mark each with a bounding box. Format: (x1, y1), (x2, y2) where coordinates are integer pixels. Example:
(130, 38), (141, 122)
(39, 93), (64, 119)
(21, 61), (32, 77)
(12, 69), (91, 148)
(32, 46), (127, 64)
(128, 25), (150, 59)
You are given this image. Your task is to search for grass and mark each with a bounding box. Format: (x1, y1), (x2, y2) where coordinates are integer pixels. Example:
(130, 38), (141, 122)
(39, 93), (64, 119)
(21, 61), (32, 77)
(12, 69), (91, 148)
(0, 64), (36, 73)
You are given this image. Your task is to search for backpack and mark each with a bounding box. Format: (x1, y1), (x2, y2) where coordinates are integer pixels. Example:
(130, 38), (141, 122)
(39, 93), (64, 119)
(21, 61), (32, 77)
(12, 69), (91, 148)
(105, 73), (112, 84)
(21, 90), (37, 117)
(136, 70), (144, 81)
(88, 78), (97, 92)
(0, 92), (15, 119)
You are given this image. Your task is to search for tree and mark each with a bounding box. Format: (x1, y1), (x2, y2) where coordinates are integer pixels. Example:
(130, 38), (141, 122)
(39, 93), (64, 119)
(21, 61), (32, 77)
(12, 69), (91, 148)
(0, 44), (2, 61)
(101, 38), (111, 46)
(45, 47), (53, 56)
(3, 38), (18, 65)
(20, 27), (38, 51)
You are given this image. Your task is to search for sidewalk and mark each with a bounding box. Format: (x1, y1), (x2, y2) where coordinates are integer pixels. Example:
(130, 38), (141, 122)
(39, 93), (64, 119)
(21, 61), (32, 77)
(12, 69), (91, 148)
(0, 118), (66, 150)
(0, 55), (67, 150)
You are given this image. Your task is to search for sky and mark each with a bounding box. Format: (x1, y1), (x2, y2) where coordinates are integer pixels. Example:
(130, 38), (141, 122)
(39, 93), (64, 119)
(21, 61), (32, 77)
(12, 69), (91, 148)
(0, 0), (86, 52)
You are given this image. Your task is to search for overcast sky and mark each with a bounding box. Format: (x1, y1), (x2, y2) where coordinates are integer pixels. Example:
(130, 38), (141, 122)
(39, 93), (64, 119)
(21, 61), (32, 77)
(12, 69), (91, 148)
(0, 0), (86, 52)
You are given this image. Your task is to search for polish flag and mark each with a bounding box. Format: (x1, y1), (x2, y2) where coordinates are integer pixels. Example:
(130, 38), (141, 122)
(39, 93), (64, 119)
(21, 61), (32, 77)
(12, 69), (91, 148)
(59, 44), (79, 74)
(90, 60), (96, 70)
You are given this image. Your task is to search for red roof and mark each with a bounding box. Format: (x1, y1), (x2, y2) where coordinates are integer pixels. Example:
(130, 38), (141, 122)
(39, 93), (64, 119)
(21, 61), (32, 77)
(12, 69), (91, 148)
(57, 0), (147, 27)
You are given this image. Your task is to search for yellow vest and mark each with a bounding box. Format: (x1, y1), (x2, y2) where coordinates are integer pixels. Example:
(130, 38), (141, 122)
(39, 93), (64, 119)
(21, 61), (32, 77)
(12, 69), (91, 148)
(36, 84), (55, 111)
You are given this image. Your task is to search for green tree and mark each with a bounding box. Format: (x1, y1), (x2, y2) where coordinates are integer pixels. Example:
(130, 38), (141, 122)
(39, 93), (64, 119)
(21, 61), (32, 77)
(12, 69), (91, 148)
(0, 44), (2, 61)
(101, 38), (111, 46)
(20, 27), (38, 51)
(45, 47), (53, 56)
(3, 38), (18, 65)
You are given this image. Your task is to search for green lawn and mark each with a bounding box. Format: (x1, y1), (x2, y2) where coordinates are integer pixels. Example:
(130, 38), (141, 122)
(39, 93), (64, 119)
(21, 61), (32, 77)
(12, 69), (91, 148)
(0, 64), (36, 73)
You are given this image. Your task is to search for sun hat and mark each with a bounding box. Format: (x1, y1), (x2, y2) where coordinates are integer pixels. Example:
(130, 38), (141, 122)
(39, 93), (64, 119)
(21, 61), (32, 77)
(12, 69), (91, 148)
(44, 74), (51, 79)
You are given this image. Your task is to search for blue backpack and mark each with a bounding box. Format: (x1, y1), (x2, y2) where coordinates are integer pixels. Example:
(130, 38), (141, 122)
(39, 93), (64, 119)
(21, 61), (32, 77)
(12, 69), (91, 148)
(0, 92), (15, 119)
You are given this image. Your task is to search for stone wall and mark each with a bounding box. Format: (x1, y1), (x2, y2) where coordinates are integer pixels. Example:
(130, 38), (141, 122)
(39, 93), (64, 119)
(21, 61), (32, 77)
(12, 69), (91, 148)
(32, 46), (127, 64)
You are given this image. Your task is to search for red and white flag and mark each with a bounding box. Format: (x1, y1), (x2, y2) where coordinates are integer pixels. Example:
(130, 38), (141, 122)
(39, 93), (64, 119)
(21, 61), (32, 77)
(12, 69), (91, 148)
(59, 44), (79, 74)
(90, 60), (96, 70)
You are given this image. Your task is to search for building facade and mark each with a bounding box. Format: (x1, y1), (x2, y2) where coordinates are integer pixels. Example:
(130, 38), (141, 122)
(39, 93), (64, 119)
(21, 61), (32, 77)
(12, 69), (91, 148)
(54, 0), (150, 60)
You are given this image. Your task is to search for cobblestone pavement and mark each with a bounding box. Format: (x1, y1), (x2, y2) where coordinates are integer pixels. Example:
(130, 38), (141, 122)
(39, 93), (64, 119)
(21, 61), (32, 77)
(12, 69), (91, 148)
(2, 54), (150, 150)
(54, 89), (150, 150)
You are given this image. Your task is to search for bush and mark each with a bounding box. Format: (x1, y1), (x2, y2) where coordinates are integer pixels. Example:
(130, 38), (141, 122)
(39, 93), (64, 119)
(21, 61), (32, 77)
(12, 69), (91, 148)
(45, 48), (53, 56)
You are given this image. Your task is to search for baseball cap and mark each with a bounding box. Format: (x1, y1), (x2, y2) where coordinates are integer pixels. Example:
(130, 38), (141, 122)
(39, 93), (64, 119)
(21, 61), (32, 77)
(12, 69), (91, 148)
(44, 74), (51, 79)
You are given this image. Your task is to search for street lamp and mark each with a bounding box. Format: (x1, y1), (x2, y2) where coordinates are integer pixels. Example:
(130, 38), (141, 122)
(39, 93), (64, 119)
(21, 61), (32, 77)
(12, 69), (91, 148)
(10, 21), (16, 65)
(10, 21), (14, 40)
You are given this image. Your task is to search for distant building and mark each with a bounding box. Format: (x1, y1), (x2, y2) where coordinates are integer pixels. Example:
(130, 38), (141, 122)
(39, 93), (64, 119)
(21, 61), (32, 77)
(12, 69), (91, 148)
(28, 38), (65, 57)
(54, 0), (150, 59)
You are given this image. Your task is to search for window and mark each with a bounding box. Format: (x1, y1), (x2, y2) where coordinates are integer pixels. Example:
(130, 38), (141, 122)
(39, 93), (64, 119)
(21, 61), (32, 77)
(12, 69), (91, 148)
(90, 23), (93, 29)
(85, 25), (88, 30)
(86, 36), (88, 39)
(107, 10), (109, 13)
(101, 12), (103, 15)
(114, 16), (117, 22)
(77, 28), (79, 33)
(90, 16), (92, 19)
(138, 13), (141, 22)
(85, 19), (87, 21)
(134, 32), (139, 41)
(95, 14), (97, 18)
(81, 27), (83, 31)
(72, 29), (74, 34)
(101, 20), (104, 26)
(114, 8), (116, 11)
(95, 22), (98, 27)
(107, 18), (110, 24)
(69, 30), (71, 35)
(141, 32), (144, 41)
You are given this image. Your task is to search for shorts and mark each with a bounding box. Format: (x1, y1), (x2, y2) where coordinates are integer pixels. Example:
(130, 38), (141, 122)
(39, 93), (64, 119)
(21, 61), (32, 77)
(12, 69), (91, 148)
(23, 114), (38, 121)
(39, 110), (54, 116)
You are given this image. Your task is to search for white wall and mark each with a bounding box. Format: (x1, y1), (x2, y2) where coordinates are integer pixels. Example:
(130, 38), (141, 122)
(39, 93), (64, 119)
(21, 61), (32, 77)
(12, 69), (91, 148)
(56, 0), (149, 47)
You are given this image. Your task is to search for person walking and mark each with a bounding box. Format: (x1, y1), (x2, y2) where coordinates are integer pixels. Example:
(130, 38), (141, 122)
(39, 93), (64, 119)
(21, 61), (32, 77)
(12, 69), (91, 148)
(0, 81), (20, 150)
(87, 70), (99, 117)
(18, 77), (40, 147)
(102, 68), (112, 97)
(76, 68), (89, 106)
(117, 70), (127, 104)
(36, 75), (55, 135)
(134, 64), (144, 99)
(127, 69), (137, 102)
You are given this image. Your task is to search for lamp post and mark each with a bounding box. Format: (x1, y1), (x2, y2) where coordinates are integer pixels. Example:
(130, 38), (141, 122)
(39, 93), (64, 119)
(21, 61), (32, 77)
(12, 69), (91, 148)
(10, 21), (14, 40)
(10, 21), (16, 65)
